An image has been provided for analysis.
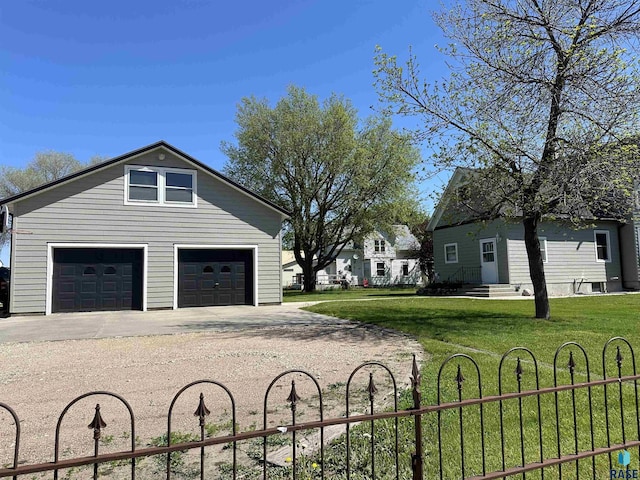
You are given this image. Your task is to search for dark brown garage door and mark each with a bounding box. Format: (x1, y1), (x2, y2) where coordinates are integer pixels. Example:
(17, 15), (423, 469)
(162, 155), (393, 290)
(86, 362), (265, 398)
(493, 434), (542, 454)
(52, 248), (143, 313)
(178, 249), (253, 307)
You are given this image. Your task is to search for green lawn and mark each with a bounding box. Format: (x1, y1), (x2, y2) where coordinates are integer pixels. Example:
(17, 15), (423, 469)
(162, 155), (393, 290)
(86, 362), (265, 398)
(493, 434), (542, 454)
(283, 286), (418, 302)
(304, 294), (640, 360)
(303, 294), (640, 479)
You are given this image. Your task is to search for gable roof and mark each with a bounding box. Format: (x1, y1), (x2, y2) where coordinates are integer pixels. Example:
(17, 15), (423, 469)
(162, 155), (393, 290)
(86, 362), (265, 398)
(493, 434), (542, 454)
(428, 166), (627, 231)
(426, 167), (474, 231)
(0, 140), (290, 217)
(390, 225), (419, 250)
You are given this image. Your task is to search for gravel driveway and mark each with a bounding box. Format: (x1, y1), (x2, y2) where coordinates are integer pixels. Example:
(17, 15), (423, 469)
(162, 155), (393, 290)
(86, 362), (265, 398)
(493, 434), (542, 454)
(0, 304), (423, 476)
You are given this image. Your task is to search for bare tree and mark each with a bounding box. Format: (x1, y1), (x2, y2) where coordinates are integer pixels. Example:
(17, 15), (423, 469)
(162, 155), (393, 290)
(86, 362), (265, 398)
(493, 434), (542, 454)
(222, 86), (421, 292)
(375, 0), (640, 318)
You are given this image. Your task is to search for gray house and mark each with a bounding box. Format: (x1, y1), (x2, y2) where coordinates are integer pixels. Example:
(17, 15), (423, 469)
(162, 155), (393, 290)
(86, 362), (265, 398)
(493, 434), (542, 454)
(428, 168), (636, 295)
(0, 141), (289, 315)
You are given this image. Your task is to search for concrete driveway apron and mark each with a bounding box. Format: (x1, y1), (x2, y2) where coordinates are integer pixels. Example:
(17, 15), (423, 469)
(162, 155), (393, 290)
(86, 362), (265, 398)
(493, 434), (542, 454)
(0, 302), (348, 343)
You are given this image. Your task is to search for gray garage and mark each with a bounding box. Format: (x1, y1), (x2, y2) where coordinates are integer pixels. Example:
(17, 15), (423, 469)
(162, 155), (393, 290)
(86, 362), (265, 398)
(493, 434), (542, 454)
(0, 141), (288, 315)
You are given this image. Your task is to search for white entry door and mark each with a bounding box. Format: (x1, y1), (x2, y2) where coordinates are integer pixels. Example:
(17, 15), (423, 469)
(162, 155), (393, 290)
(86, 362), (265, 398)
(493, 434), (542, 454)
(480, 239), (498, 284)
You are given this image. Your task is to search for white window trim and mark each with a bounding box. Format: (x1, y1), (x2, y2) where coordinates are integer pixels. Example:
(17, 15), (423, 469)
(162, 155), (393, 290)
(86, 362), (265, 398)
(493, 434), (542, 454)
(444, 243), (458, 264)
(594, 230), (612, 263)
(375, 261), (386, 276)
(374, 239), (386, 253)
(539, 237), (548, 263)
(125, 165), (197, 208)
(46, 243), (148, 315)
(173, 244), (259, 308)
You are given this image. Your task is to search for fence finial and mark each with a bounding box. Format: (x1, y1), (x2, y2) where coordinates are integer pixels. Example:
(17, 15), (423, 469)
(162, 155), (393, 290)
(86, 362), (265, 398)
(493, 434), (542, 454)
(87, 404), (107, 440)
(514, 357), (523, 382)
(287, 380), (301, 411)
(193, 392), (211, 427)
(568, 351), (576, 374)
(616, 346), (624, 369)
(455, 364), (465, 391)
(367, 372), (378, 401)
(411, 354), (421, 406)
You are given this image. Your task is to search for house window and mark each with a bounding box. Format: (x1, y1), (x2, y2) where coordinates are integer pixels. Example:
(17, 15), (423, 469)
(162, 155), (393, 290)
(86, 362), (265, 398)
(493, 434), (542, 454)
(165, 171), (194, 203)
(539, 237), (548, 263)
(402, 263), (409, 276)
(129, 170), (158, 201)
(376, 262), (385, 276)
(594, 230), (611, 262)
(444, 243), (458, 264)
(482, 241), (495, 262)
(374, 240), (386, 253)
(125, 166), (196, 207)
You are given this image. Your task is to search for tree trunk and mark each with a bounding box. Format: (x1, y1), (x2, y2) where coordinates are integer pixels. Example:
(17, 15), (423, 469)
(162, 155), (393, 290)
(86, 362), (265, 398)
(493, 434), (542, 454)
(301, 258), (316, 292)
(522, 215), (550, 319)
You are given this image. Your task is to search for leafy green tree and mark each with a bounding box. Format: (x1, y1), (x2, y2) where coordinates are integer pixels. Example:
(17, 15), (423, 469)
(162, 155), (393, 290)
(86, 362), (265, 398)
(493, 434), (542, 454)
(375, 0), (640, 318)
(222, 86), (421, 292)
(0, 151), (102, 250)
(0, 151), (82, 199)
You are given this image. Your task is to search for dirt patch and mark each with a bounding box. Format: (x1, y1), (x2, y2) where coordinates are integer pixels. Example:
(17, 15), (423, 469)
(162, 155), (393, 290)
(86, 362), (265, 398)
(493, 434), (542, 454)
(0, 322), (422, 478)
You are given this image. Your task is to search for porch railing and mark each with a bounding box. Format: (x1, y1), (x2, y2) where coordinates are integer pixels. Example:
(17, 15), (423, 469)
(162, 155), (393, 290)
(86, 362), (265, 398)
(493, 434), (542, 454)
(447, 266), (482, 284)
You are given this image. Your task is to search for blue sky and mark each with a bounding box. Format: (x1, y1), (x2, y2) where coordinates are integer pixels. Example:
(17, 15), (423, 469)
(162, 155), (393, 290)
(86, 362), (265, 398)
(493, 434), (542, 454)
(0, 0), (452, 264)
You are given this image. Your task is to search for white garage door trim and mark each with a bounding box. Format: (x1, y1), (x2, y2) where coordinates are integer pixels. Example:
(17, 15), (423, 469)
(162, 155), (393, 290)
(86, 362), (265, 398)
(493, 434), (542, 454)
(46, 243), (148, 315)
(173, 244), (259, 309)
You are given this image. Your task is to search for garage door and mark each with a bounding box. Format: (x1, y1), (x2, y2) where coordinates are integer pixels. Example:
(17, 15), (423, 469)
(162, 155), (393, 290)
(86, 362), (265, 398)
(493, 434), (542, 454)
(178, 249), (253, 307)
(52, 248), (143, 313)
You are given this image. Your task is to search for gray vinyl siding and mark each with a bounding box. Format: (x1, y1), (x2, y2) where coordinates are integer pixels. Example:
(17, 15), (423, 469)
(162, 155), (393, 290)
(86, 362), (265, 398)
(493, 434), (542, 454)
(433, 219), (510, 283)
(506, 221), (622, 290)
(9, 147), (283, 314)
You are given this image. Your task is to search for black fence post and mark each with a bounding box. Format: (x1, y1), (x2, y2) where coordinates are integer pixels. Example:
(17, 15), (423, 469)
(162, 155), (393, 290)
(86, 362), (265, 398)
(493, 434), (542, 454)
(411, 355), (424, 480)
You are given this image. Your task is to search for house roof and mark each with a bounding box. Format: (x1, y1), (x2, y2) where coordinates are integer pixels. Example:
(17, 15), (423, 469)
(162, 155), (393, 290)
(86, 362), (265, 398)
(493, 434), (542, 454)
(282, 250), (318, 268)
(428, 166), (627, 231)
(0, 140), (291, 217)
(426, 167), (473, 231)
(391, 225), (419, 250)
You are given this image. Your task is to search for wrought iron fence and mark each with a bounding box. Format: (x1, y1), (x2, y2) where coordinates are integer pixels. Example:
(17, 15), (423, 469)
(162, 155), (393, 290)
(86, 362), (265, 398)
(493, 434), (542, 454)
(1, 337), (639, 479)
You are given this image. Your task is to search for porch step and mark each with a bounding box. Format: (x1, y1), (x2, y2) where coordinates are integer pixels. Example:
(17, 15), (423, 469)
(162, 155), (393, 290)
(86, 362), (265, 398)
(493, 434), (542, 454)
(458, 284), (523, 298)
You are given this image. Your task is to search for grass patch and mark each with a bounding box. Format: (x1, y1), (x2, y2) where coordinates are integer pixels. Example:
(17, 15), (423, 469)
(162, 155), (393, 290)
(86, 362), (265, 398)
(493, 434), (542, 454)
(283, 287), (418, 303)
(304, 294), (640, 478)
(304, 295), (640, 360)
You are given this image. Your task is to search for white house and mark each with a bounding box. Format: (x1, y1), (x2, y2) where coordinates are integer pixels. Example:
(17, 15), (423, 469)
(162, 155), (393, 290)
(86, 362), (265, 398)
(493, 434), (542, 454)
(281, 250), (304, 288)
(317, 226), (423, 287)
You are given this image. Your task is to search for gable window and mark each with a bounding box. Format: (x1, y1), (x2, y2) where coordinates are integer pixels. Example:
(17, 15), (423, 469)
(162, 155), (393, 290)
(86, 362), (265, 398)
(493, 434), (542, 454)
(125, 166), (197, 207)
(444, 243), (458, 264)
(539, 237), (548, 263)
(374, 240), (386, 253)
(165, 172), (194, 203)
(129, 170), (158, 201)
(594, 230), (611, 262)
(376, 262), (385, 276)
